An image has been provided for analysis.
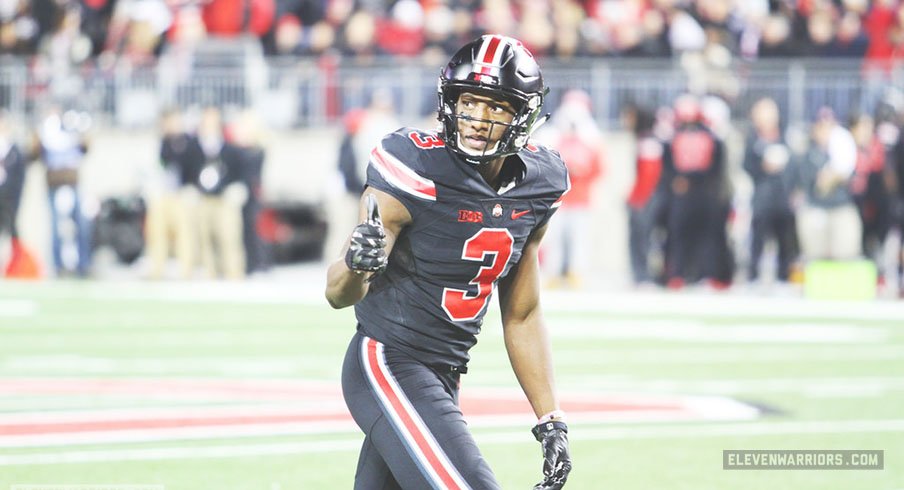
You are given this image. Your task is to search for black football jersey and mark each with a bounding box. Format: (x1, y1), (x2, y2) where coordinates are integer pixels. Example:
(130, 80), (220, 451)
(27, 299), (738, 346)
(354, 128), (570, 367)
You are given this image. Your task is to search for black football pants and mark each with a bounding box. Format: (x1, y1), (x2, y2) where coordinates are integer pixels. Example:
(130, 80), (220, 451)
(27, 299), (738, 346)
(342, 331), (500, 490)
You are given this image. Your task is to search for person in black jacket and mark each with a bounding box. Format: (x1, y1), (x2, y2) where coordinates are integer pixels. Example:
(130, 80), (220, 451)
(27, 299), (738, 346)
(0, 113), (25, 236)
(662, 94), (726, 288)
(0, 112), (27, 269)
(743, 97), (798, 284)
(189, 106), (247, 280)
(888, 109), (904, 296)
(232, 110), (269, 275)
(145, 108), (200, 279)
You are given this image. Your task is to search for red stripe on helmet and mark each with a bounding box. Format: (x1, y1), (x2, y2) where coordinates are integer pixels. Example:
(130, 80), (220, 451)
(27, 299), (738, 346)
(482, 36), (501, 64)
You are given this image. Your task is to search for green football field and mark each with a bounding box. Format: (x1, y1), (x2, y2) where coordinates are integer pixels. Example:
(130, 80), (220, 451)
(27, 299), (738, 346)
(0, 277), (901, 490)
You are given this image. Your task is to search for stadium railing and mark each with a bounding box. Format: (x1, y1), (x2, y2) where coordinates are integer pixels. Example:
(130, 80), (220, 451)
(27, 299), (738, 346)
(1, 55), (900, 129)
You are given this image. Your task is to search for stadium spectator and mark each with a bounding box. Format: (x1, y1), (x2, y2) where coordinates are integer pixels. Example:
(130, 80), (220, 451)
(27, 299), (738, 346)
(743, 97), (798, 284)
(756, 14), (797, 58)
(376, 0), (424, 56)
(265, 11), (334, 56)
(632, 7), (671, 57)
(144, 108), (198, 280)
(39, 104), (92, 277)
(863, 0), (904, 73)
(0, 0), (40, 56)
(547, 0), (592, 58)
(830, 10), (869, 58)
(694, 0), (741, 55)
(202, 0), (275, 38)
(3, 0), (900, 66)
(263, 0), (334, 56)
(849, 113), (893, 277)
(624, 102), (666, 286)
(421, 2), (460, 60)
(517, 1), (554, 56)
(100, 0), (171, 68)
(667, 8), (707, 54)
(889, 103), (904, 296)
(701, 93), (736, 287)
(536, 89), (605, 289)
(0, 111), (26, 270)
(336, 9), (381, 58)
(662, 93), (726, 288)
(799, 9), (836, 57)
(796, 107), (862, 261)
(479, 0), (517, 42)
(189, 106), (248, 280)
(79, 0), (116, 57)
(33, 6), (92, 100)
(231, 109), (270, 275)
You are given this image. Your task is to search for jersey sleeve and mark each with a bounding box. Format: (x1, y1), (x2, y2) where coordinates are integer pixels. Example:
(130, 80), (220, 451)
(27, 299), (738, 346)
(365, 129), (438, 218)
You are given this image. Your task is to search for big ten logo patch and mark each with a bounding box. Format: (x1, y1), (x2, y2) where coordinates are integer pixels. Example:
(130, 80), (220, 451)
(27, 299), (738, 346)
(458, 210), (484, 223)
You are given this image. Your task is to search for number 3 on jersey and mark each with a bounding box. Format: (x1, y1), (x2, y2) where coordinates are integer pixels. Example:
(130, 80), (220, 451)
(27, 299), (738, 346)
(442, 228), (514, 321)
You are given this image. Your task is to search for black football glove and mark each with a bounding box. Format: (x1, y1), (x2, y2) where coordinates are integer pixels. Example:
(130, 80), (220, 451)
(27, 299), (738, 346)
(345, 194), (388, 275)
(532, 420), (572, 490)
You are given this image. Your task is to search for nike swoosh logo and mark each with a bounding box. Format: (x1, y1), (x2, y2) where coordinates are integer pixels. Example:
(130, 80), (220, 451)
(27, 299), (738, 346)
(511, 209), (530, 220)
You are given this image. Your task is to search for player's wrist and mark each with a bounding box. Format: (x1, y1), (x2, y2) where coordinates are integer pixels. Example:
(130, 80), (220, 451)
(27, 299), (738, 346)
(537, 409), (566, 425)
(531, 419), (568, 442)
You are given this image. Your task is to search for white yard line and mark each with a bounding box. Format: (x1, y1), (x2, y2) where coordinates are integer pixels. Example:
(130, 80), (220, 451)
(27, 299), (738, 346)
(0, 421), (359, 449)
(0, 419), (901, 466)
(2, 276), (903, 321)
(0, 300), (37, 317)
(548, 345), (904, 364)
(0, 356), (308, 377)
(537, 320), (890, 344)
(539, 290), (904, 321)
(0, 403), (349, 424)
(564, 376), (904, 395)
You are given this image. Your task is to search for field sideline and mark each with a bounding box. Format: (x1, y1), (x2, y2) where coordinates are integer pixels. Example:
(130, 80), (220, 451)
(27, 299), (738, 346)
(0, 275), (901, 490)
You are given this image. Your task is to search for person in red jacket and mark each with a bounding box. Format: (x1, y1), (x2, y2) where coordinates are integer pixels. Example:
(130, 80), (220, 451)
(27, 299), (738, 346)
(850, 113), (893, 280)
(624, 102), (665, 286)
(536, 89), (605, 289)
(202, 0), (274, 37)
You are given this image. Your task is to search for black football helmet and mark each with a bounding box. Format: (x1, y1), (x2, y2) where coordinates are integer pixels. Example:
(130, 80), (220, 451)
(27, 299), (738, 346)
(437, 35), (549, 164)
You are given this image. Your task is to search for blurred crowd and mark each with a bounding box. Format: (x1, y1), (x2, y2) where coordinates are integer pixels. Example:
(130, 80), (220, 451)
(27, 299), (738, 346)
(619, 90), (904, 296)
(3, 83), (904, 296)
(0, 104), (269, 280)
(144, 105), (269, 280)
(3, 0), (904, 293)
(2, 0), (904, 66)
(325, 83), (904, 297)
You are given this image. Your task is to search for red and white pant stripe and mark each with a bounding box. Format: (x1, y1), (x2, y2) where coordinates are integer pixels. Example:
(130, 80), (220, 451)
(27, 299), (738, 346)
(360, 336), (471, 490)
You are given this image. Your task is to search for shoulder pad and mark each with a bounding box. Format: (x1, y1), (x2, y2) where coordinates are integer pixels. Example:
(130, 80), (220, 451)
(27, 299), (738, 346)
(551, 170), (571, 209)
(369, 128), (438, 202)
(521, 142), (570, 205)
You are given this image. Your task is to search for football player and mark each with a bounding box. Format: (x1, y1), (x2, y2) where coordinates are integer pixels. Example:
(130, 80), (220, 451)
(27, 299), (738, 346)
(326, 35), (572, 490)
